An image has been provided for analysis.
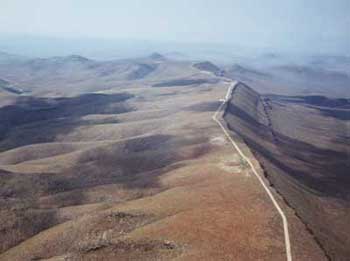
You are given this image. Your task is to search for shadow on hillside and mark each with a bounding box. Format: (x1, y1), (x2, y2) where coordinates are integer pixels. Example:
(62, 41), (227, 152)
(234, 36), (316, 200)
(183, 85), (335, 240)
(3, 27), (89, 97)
(63, 133), (210, 194)
(152, 78), (218, 87)
(185, 101), (222, 112)
(0, 133), (186, 253)
(0, 92), (133, 151)
(0, 132), (211, 204)
(225, 100), (350, 200)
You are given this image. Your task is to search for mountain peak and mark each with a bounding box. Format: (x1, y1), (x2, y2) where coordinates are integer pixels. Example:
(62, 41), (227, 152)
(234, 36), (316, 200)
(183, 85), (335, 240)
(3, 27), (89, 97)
(64, 55), (91, 62)
(149, 52), (165, 60)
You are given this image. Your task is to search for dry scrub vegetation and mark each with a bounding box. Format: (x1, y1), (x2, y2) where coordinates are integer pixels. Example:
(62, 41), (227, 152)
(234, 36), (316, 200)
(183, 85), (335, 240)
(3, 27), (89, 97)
(0, 55), (327, 260)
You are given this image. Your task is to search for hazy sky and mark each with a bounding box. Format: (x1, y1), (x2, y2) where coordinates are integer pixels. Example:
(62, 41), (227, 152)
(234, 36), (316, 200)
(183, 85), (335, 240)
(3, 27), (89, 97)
(1, 0), (349, 53)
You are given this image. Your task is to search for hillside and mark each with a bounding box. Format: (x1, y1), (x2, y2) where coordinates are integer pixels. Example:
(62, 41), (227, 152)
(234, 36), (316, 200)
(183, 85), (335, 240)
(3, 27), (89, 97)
(0, 53), (203, 96)
(225, 64), (271, 83)
(0, 55), (326, 260)
(223, 83), (350, 260)
(192, 61), (222, 76)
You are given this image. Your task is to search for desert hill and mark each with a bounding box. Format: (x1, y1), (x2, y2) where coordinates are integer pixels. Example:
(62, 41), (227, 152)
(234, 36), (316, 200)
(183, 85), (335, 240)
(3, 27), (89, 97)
(226, 64), (271, 83)
(0, 53), (220, 97)
(224, 83), (350, 260)
(0, 54), (327, 260)
(192, 61), (222, 75)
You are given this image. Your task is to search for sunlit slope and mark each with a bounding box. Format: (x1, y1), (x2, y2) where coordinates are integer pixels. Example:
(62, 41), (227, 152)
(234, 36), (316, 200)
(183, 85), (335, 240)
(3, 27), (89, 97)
(0, 58), (326, 260)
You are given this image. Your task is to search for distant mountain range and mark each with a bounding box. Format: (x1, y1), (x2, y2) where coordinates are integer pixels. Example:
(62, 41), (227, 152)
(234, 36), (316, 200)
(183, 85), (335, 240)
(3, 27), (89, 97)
(0, 51), (173, 95)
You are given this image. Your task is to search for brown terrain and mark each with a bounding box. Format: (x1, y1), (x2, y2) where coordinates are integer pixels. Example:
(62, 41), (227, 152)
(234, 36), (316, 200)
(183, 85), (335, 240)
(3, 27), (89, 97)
(224, 83), (350, 260)
(0, 52), (339, 260)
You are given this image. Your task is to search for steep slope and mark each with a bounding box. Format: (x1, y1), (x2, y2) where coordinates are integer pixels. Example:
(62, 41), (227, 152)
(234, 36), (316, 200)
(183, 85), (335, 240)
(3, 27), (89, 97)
(192, 61), (222, 76)
(223, 83), (350, 260)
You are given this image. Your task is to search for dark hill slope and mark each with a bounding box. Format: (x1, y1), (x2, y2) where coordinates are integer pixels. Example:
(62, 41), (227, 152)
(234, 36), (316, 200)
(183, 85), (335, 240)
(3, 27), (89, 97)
(0, 92), (133, 151)
(223, 83), (350, 260)
(193, 61), (221, 75)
